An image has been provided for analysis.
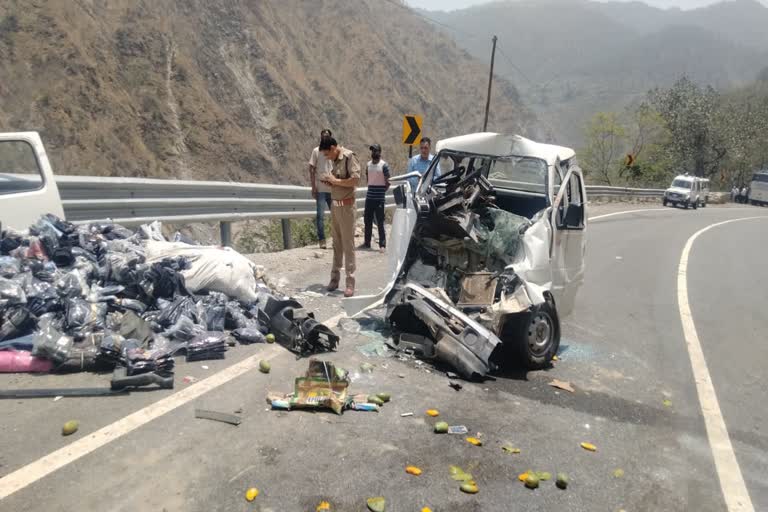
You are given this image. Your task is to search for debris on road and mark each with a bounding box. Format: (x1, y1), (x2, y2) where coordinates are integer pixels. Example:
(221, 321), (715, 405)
(359, 362), (374, 373)
(448, 425), (469, 435)
(366, 496), (386, 512)
(448, 381), (463, 391)
(548, 379), (575, 393)
(502, 444), (520, 454)
(194, 408), (242, 426)
(0, 215), (337, 392)
(400, 412), (414, 417)
(580, 442), (597, 452)
(267, 359), (388, 415)
(245, 487), (259, 502)
(61, 419), (79, 436)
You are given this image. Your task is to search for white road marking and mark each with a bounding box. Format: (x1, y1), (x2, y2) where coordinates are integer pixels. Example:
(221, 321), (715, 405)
(677, 216), (768, 512)
(0, 344), (284, 501)
(589, 207), (669, 221)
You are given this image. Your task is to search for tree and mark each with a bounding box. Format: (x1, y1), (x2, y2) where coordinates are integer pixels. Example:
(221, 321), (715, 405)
(579, 112), (625, 185)
(621, 104), (672, 186)
(647, 77), (726, 178)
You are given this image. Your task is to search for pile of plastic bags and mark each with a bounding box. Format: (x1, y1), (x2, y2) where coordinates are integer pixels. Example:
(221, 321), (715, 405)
(0, 214), (336, 376)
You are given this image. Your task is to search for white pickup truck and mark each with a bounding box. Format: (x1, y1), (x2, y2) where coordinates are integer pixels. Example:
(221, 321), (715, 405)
(0, 132), (64, 230)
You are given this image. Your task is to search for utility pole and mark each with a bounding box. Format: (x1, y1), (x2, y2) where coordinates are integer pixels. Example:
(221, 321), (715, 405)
(483, 35), (497, 132)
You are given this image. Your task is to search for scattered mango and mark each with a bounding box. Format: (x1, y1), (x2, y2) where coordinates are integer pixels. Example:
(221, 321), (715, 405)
(518, 471), (531, 482)
(535, 471), (552, 481)
(366, 497), (386, 512)
(421, 508), (432, 512)
(502, 444), (520, 454)
(556, 473), (569, 490)
(524, 474), (540, 489)
(259, 360), (271, 373)
(245, 488), (259, 501)
(613, 468), (624, 478)
(465, 437), (483, 446)
(434, 421), (449, 434)
(406, 466), (423, 476)
(426, 409), (439, 417)
(460, 481), (479, 494)
(316, 501), (331, 511)
(449, 465), (474, 482)
(376, 392), (391, 402)
(580, 442), (597, 452)
(367, 395), (385, 406)
(265, 333), (276, 344)
(62, 420), (79, 436)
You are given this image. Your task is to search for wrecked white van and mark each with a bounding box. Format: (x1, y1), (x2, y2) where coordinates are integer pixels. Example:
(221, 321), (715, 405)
(345, 133), (587, 379)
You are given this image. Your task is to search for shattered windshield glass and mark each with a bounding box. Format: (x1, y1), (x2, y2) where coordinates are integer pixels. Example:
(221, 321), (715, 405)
(488, 156), (547, 194)
(672, 179), (692, 189)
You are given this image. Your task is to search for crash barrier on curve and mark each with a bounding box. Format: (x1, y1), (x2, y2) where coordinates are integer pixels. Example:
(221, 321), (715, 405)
(55, 176), (664, 248)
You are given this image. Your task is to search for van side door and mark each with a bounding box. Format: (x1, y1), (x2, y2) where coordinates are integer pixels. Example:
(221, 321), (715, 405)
(549, 161), (586, 316)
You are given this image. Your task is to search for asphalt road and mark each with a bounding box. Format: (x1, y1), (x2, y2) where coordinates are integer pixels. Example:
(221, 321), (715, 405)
(1, 203), (766, 512)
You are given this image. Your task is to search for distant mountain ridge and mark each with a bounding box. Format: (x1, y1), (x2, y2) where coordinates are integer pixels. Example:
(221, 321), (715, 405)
(424, 0), (768, 144)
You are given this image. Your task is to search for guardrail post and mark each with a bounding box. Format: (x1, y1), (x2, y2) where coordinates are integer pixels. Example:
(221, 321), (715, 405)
(281, 219), (293, 250)
(220, 221), (232, 247)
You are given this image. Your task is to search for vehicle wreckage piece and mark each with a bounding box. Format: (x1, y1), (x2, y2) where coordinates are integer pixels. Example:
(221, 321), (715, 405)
(263, 298), (339, 356)
(388, 283), (503, 380)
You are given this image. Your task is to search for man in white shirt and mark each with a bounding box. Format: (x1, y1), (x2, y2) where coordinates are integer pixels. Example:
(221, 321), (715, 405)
(308, 129), (333, 248)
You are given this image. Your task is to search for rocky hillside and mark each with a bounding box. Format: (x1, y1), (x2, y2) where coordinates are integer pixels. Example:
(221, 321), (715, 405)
(0, 0), (535, 184)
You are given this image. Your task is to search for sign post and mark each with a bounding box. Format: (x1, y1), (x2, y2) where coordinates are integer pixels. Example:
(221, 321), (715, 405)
(403, 114), (423, 162)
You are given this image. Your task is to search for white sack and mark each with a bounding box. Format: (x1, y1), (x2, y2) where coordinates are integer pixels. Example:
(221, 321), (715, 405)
(144, 241), (259, 302)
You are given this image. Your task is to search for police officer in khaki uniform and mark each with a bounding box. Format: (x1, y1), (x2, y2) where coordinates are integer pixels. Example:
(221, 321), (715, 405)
(319, 137), (361, 297)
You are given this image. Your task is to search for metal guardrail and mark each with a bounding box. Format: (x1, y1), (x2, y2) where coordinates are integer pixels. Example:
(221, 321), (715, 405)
(54, 176), (664, 247)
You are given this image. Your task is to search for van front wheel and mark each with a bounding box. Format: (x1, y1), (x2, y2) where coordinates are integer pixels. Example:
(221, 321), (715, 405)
(500, 298), (561, 370)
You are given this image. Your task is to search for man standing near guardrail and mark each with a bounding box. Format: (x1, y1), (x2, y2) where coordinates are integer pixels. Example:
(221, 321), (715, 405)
(308, 129), (333, 249)
(360, 144), (390, 252)
(319, 137), (361, 297)
(406, 137), (439, 190)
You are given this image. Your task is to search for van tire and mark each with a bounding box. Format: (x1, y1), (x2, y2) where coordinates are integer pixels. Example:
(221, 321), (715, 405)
(500, 297), (560, 370)
(692, 200), (698, 210)
(683, 201), (689, 209)
(662, 198), (668, 207)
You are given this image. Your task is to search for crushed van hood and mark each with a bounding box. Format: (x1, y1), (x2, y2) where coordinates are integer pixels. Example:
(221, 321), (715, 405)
(346, 150), (552, 380)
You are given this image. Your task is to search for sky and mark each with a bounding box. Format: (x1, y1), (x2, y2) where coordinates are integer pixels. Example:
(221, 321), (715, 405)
(408, 0), (768, 11)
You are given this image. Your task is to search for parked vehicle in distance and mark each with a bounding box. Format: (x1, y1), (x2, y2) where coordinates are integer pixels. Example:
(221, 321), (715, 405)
(662, 174), (703, 209)
(749, 171), (768, 206)
(698, 178), (710, 207)
(0, 132), (64, 230)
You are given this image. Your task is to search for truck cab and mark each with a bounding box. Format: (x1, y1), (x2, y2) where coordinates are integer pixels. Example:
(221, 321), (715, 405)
(0, 132), (64, 230)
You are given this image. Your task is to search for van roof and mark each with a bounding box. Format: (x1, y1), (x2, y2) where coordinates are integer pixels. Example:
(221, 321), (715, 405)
(436, 132), (576, 166)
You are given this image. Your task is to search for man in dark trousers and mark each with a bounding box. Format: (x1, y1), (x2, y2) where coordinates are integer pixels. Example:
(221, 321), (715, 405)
(360, 144), (390, 251)
(319, 137), (361, 297)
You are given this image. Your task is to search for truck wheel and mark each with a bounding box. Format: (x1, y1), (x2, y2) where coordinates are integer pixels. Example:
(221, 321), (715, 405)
(662, 198), (668, 207)
(683, 201), (689, 209)
(692, 200), (698, 210)
(500, 298), (560, 370)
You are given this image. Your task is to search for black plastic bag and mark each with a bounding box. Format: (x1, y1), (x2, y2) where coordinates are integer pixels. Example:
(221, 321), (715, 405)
(32, 315), (74, 364)
(157, 296), (197, 328)
(0, 306), (36, 341)
(232, 327), (266, 344)
(162, 316), (204, 341)
(0, 277), (27, 305)
(186, 332), (228, 362)
(0, 256), (20, 278)
(65, 299), (107, 333)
